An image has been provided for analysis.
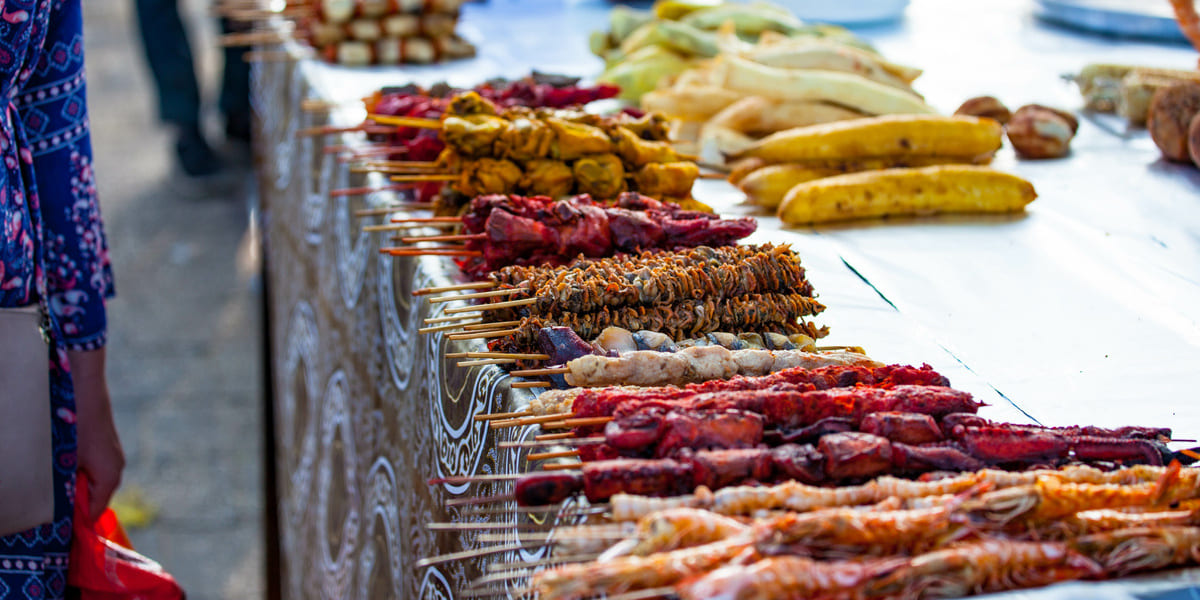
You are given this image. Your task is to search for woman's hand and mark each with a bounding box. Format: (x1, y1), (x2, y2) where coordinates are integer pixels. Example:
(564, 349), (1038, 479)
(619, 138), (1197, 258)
(68, 348), (126, 522)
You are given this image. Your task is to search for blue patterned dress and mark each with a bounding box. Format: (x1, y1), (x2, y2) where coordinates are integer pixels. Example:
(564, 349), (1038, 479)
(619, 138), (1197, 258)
(0, 1), (113, 598)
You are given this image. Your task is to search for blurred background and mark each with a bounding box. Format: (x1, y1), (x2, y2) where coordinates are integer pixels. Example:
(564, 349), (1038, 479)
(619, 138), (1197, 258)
(84, 1), (264, 598)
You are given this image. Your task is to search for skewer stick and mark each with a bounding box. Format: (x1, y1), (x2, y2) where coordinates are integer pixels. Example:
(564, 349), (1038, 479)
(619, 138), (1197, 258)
(418, 322), (479, 335)
(457, 358), (516, 367)
(351, 164), (449, 175)
(297, 124), (395, 137)
(484, 553), (603, 573)
(490, 412), (573, 429)
(362, 160), (441, 169)
(512, 381), (551, 389)
(605, 588), (681, 600)
(698, 171), (727, 180)
(445, 352), (473, 359)
(1181, 449), (1200, 461)
(476, 531), (626, 545)
(542, 463), (582, 471)
(302, 98), (338, 113)
(535, 432), (577, 441)
(330, 183), (425, 198)
(473, 410), (531, 422)
(354, 204), (433, 218)
(390, 174), (458, 183)
(364, 223), (448, 233)
(499, 437), (603, 449)
(443, 297), (537, 315)
(368, 113), (443, 129)
(446, 328), (520, 340)
(468, 570), (533, 589)
(382, 248), (481, 257)
(537, 421), (571, 430)
(415, 281), (496, 296)
(424, 313), (483, 325)
(399, 233), (485, 244)
(526, 450), (582, 461)
(462, 320), (522, 331)
(465, 352), (549, 360)
(428, 474), (521, 485)
(510, 366), (570, 377)
(461, 505), (566, 518)
(426, 522), (545, 532)
(392, 216), (461, 224)
(415, 543), (532, 570)
(446, 493), (517, 508)
(562, 416), (614, 428)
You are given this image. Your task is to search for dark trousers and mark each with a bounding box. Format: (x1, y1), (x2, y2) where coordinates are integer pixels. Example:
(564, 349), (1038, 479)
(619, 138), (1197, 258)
(133, 0), (251, 127)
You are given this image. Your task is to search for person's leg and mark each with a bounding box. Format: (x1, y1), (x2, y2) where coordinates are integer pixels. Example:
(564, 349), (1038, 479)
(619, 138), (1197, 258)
(133, 0), (222, 175)
(219, 17), (253, 143)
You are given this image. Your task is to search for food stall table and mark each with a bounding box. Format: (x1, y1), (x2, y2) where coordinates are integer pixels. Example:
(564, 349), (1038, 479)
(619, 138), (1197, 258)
(252, 0), (1200, 597)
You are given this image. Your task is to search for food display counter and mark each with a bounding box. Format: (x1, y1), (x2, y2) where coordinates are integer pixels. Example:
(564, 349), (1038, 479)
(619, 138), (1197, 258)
(252, 0), (1200, 597)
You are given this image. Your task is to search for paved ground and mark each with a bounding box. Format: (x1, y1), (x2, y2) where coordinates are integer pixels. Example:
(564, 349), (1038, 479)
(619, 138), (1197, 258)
(83, 2), (265, 598)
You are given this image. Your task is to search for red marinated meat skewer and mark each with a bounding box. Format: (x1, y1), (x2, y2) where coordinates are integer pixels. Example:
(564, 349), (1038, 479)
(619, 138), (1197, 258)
(452, 193), (757, 277)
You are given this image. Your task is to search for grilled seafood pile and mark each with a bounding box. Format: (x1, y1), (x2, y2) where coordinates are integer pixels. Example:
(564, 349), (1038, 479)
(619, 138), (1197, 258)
(431, 91), (706, 213)
(512, 462), (1200, 600)
(305, 0), (475, 66)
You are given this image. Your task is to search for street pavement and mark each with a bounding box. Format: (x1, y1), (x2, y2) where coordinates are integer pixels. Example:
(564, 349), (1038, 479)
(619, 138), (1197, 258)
(83, 1), (265, 598)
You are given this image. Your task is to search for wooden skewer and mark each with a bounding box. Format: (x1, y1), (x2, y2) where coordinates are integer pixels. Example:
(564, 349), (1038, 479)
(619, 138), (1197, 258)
(1170, 438), (1197, 443)
(382, 248), (481, 257)
(414, 543), (532, 570)
(445, 352), (472, 359)
(424, 313), (481, 324)
(364, 223), (448, 233)
(353, 204), (433, 218)
(535, 432), (577, 441)
(499, 437), (603, 449)
(464, 352), (549, 360)
(509, 366), (570, 377)
(457, 586), (510, 599)
(337, 146), (407, 162)
(460, 505), (565, 518)
(490, 412), (573, 429)
(446, 328), (520, 341)
(1181, 449), (1200, 461)
(363, 160), (441, 169)
(392, 216), (461, 224)
(562, 416), (614, 428)
(443, 297), (536, 315)
(382, 245), (468, 252)
(399, 233), (485, 244)
(698, 171), (727, 180)
(390, 174), (458, 183)
(473, 410), (531, 422)
(604, 588), (681, 600)
(298, 124), (395, 138)
(415, 281), (496, 296)
(330, 183), (425, 198)
(418, 322), (479, 335)
(461, 320), (522, 331)
(512, 381), (551, 389)
(537, 421), (571, 430)
(526, 450), (582, 461)
(368, 113), (443, 129)
(475, 531), (626, 546)
(484, 552), (604, 573)
(351, 163), (448, 175)
(426, 522), (545, 533)
(457, 358), (516, 367)
(446, 493), (516, 508)
(542, 463), (582, 471)
(428, 474), (521, 485)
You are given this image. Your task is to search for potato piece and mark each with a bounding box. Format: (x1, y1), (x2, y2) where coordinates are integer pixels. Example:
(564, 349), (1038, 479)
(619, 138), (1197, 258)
(732, 114), (1003, 164)
(738, 164), (844, 208)
(706, 96), (864, 138)
(726, 157), (767, 185)
(746, 41), (921, 90)
(777, 165), (1036, 225)
(713, 55), (936, 117)
(641, 85), (742, 121)
(1147, 82), (1200, 162)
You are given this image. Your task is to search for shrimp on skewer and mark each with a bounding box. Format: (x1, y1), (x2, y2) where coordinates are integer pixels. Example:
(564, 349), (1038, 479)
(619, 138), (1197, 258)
(1071, 526), (1200, 576)
(1046, 505), (1200, 539)
(530, 536), (756, 600)
(631, 508), (751, 555)
(862, 539), (1102, 599)
(677, 555), (904, 600)
(753, 502), (976, 559)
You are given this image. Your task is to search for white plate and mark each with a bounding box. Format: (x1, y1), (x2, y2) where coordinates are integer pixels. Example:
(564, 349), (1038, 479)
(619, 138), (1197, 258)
(1035, 0), (1191, 42)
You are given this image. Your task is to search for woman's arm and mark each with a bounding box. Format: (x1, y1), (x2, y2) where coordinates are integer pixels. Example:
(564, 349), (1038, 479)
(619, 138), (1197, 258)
(68, 348), (125, 521)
